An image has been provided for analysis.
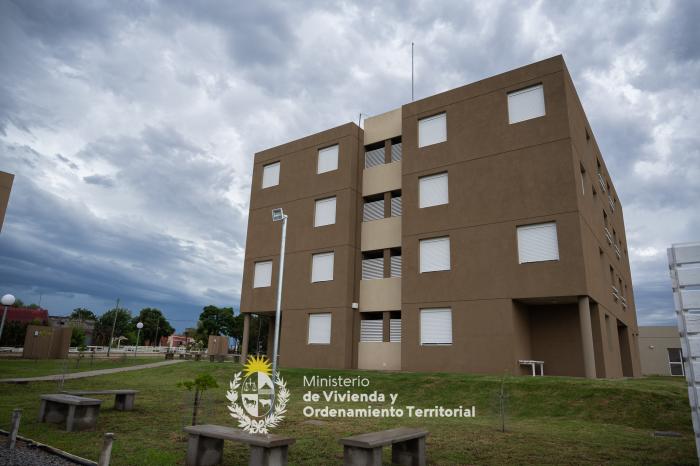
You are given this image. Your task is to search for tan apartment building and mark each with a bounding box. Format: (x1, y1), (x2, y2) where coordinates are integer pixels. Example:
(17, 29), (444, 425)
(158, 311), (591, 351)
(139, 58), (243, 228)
(0, 171), (14, 232)
(239, 55), (641, 378)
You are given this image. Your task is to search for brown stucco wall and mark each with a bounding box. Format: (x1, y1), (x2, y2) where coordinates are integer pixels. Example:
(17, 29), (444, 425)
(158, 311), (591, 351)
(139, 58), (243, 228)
(241, 123), (363, 369)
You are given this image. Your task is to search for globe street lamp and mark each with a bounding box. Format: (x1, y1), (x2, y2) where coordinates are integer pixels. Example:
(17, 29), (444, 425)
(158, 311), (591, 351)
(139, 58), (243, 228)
(135, 322), (144, 358)
(0, 294), (16, 344)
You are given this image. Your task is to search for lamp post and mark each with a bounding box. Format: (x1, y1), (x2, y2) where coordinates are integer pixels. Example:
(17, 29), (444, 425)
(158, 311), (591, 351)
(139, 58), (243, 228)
(135, 322), (143, 358)
(270, 208), (287, 384)
(1, 294), (16, 344)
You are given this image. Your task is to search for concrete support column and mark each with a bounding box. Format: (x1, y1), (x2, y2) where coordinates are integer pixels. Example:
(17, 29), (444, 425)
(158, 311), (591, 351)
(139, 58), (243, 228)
(578, 296), (597, 378)
(382, 312), (391, 342)
(241, 313), (250, 363)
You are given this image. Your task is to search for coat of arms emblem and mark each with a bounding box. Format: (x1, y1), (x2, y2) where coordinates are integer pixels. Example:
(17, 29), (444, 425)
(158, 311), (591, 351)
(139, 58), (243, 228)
(227, 355), (289, 434)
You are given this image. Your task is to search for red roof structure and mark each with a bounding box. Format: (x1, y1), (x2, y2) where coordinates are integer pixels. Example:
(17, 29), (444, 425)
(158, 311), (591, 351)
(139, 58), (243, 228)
(3, 307), (49, 324)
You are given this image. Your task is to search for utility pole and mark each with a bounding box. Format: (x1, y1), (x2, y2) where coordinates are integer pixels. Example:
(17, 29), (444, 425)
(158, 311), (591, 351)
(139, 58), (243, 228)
(106, 298), (120, 358)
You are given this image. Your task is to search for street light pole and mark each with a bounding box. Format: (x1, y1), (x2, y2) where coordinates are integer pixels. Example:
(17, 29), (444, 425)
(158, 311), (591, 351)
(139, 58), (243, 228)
(270, 208), (287, 384)
(135, 322), (143, 358)
(1, 294), (17, 343)
(106, 298), (120, 357)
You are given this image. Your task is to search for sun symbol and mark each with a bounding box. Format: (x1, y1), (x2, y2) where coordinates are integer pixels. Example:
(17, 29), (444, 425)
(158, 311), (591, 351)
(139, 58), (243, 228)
(243, 355), (272, 377)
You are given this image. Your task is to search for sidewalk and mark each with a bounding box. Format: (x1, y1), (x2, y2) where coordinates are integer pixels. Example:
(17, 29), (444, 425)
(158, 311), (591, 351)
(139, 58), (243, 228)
(0, 359), (186, 384)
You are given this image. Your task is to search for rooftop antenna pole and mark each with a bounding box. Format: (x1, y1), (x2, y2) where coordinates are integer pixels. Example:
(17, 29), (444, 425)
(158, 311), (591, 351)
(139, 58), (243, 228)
(411, 42), (414, 101)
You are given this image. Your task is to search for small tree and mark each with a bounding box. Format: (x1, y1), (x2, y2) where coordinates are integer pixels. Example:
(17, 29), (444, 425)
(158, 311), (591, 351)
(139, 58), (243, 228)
(71, 327), (86, 347)
(178, 373), (218, 426)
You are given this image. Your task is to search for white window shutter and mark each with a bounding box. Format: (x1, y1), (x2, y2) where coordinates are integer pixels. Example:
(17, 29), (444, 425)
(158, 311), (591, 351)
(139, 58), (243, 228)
(314, 197), (336, 227)
(253, 261), (272, 288)
(508, 85), (545, 124)
(308, 313), (332, 344)
(390, 318), (402, 342)
(311, 252), (334, 282)
(418, 113), (446, 147)
(517, 222), (559, 263)
(262, 162), (280, 188)
(420, 309), (452, 345)
(318, 145), (339, 174)
(420, 237), (450, 272)
(360, 320), (383, 342)
(419, 173), (449, 208)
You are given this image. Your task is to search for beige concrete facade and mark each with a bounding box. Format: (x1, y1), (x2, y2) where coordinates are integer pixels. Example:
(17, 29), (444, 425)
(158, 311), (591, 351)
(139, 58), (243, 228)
(0, 171), (14, 233)
(240, 56), (641, 377)
(362, 161), (402, 196)
(361, 216), (401, 251)
(359, 277), (401, 312)
(358, 342), (401, 370)
(638, 326), (682, 376)
(363, 108), (402, 145)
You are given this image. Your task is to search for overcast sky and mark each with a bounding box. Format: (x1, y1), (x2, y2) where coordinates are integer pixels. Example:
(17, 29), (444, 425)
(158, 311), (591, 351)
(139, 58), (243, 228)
(1, 0), (698, 331)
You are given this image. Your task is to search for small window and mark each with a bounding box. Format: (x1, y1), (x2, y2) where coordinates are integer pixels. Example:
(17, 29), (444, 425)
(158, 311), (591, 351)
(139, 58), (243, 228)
(390, 249), (402, 278)
(361, 251), (384, 280)
(261, 162), (280, 189)
(507, 84), (545, 124)
(317, 145), (339, 174)
(360, 315), (383, 342)
(390, 313), (402, 342)
(579, 163), (586, 196)
(517, 223), (559, 263)
(311, 252), (334, 282)
(420, 308), (452, 345)
(419, 237), (450, 272)
(418, 113), (446, 148)
(668, 348), (684, 376)
(419, 172), (449, 208)
(314, 197), (336, 227)
(363, 197), (385, 222)
(253, 261), (272, 288)
(308, 313), (332, 344)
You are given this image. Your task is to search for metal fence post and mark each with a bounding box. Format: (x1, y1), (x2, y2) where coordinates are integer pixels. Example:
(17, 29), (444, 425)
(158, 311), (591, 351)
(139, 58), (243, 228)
(98, 432), (115, 466)
(7, 408), (21, 449)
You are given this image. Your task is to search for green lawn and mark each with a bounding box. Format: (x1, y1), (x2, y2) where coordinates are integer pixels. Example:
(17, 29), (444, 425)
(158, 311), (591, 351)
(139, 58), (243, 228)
(0, 361), (695, 465)
(0, 355), (164, 379)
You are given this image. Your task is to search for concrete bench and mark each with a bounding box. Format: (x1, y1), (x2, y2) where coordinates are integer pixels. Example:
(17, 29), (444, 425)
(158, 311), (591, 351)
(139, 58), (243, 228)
(519, 359), (544, 376)
(62, 389), (138, 411)
(184, 424), (295, 466)
(38, 394), (102, 432)
(339, 427), (428, 466)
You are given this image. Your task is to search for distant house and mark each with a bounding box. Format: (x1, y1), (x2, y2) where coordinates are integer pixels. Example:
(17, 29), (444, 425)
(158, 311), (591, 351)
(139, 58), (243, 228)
(49, 315), (96, 345)
(5, 307), (49, 325)
(161, 334), (193, 348)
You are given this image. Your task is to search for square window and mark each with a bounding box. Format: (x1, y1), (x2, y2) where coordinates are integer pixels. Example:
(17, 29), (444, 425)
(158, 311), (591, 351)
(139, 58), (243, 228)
(420, 308), (452, 345)
(262, 162), (280, 188)
(517, 222), (559, 263)
(507, 84), (545, 124)
(314, 197), (336, 227)
(311, 252), (334, 282)
(308, 313), (332, 344)
(318, 145), (339, 174)
(419, 237), (450, 272)
(418, 113), (446, 148)
(253, 261), (272, 288)
(419, 172), (449, 208)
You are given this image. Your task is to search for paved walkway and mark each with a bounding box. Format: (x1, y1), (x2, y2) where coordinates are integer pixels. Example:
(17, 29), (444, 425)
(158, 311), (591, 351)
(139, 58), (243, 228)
(0, 359), (186, 384)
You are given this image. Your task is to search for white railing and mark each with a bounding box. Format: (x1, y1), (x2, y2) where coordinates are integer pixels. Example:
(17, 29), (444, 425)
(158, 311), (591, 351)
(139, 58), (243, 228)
(612, 285), (620, 301)
(604, 227), (613, 245)
(391, 143), (402, 162)
(614, 244), (622, 259)
(598, 173), (606, 192)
